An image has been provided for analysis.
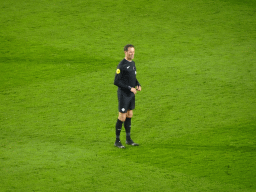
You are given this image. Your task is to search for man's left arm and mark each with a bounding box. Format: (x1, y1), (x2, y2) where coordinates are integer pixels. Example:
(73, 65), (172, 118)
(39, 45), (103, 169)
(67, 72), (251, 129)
(136, 79), (142, 91)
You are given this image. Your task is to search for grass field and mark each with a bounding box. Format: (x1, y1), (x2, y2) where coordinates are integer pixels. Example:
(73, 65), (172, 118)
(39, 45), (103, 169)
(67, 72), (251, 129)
(1, 0), (256, 191)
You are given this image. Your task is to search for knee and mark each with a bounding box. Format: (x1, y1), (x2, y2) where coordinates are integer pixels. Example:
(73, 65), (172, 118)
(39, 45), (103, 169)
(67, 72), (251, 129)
(127, 111), (133, 118)
(118, 113), (127, 122)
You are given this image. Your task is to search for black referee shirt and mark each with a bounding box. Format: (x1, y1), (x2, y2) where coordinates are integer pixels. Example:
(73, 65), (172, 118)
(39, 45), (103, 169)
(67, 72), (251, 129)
(114, 58), (140, 95)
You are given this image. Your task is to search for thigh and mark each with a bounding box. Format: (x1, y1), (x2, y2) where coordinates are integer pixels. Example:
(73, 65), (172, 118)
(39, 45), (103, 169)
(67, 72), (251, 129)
(128, 95), (135, 111)
(118, 91), (130, 113)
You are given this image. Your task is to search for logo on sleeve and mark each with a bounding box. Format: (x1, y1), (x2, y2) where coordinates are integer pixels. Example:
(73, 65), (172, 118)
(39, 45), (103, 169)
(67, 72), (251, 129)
(116, 69), (120, 74)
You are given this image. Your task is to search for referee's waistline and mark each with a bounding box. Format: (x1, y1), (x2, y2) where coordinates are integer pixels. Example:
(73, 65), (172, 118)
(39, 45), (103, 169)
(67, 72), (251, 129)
(118, 88), (135, 95)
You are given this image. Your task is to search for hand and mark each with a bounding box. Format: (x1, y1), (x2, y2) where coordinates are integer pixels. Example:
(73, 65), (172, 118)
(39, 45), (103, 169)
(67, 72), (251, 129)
(130, 87), (137, 94)
(136, 86), (142, 91)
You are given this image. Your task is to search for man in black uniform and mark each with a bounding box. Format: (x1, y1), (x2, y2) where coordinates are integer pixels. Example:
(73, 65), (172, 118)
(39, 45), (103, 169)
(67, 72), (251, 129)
(114, 44), (141, 148)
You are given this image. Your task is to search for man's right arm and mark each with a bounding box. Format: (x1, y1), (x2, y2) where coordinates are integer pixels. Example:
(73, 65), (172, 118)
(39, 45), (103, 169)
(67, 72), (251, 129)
(114, 68), (136, 94)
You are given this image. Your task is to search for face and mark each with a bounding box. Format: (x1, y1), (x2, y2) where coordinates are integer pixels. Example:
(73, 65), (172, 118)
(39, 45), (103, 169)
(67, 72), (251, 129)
(125, 47), (135, 61)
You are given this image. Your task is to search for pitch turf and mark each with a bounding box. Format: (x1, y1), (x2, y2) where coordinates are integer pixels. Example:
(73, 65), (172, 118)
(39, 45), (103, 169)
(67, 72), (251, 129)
(1, 0), (255, 191)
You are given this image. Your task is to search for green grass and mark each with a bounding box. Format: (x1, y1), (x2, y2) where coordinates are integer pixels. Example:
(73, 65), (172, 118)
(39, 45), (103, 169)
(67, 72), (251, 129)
(1, 0), (256, 191)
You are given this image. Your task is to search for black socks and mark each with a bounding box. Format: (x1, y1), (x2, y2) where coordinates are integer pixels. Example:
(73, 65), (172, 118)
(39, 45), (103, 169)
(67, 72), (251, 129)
(115, 118), (132, 141)
(115, 119), (123, 141)
(124, 117), (131, 141)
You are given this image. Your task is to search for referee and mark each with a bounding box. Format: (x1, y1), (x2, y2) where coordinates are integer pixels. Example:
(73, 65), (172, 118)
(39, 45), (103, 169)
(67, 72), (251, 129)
(114, 44), (142, 148)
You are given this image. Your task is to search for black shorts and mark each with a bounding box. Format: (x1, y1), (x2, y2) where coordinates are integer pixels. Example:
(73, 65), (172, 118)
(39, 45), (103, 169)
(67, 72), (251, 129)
(117, 90), (135, 113)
